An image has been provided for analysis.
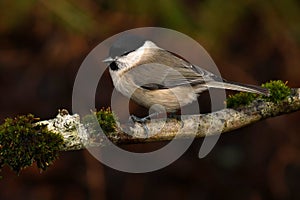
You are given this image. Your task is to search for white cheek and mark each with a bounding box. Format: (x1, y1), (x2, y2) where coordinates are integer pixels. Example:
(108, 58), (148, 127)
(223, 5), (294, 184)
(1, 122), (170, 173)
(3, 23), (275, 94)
(118, 47), (145, 68)
(109, 69), (137, 98)
(109, 70), (123, 90)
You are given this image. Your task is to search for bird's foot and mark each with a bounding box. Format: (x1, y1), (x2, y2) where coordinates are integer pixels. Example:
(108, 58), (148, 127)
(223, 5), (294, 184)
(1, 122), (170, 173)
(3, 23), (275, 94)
(129, 112), (162, 138)
(129, 115), (149, 138)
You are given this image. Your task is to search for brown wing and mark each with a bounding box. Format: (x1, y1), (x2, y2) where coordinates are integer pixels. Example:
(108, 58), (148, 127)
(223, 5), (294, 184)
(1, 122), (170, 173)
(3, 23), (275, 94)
(126, 48), (218, 90)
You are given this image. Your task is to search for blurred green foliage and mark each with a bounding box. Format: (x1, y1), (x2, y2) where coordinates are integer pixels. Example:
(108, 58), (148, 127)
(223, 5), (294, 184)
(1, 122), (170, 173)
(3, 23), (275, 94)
(2, 0), (300, 48)
(0, 0), (96, 35)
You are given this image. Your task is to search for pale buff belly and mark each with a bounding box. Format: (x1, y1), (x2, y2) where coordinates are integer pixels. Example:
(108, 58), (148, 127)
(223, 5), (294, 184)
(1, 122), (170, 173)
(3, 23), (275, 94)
(130, 86), (199, 112)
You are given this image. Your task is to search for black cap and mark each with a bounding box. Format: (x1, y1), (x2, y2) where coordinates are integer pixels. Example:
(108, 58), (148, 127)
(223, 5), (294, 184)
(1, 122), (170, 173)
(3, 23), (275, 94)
(109, 34), (147, 58)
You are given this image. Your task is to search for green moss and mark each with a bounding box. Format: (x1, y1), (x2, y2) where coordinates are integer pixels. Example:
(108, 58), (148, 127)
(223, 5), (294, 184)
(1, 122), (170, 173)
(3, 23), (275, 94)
(82, 108), (117, 135)
(226, 80), (292, 108)
(95, 108), (117, 134)
(261, 80), (291, 103)
(226, 92), (258, 108)
(0, 114), (64, 175)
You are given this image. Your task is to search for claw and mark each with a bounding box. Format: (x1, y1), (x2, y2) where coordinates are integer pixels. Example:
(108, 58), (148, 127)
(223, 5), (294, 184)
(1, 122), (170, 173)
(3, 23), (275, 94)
(129, 112), (162, 138)
(129, 111), (181, 138)
(130, 115), (150, 137)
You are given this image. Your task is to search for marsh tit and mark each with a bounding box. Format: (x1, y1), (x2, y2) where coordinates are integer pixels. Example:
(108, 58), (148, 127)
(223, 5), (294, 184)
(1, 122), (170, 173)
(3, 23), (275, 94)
(103, 37), (269, 113)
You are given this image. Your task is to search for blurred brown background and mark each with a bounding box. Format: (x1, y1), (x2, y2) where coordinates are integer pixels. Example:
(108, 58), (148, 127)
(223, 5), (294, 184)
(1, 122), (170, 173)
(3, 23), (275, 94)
(1, 0), (300, 200)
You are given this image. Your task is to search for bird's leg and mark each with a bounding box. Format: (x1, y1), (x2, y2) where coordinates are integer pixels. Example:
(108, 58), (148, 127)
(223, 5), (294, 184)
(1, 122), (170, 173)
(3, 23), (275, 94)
(130, 112), (161, 123)
(130, 112), (163, 137)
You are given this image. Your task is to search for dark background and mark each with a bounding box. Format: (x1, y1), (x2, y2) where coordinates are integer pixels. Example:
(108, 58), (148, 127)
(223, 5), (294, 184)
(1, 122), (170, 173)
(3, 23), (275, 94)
(1, 0), (300, 199)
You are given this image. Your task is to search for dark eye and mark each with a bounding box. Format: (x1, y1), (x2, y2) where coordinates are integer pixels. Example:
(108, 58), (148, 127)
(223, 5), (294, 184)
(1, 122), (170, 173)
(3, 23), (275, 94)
(109, 62), (119, 71)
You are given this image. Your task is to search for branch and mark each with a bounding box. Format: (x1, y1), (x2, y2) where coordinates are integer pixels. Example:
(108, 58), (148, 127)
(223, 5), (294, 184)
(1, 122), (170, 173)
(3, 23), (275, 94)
(0, 81), (297, 174)
(40, 88), (300, 151)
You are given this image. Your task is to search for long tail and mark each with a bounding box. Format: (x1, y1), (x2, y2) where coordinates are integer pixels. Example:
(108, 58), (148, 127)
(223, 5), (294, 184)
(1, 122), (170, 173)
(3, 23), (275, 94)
(203, 80), (269, 96)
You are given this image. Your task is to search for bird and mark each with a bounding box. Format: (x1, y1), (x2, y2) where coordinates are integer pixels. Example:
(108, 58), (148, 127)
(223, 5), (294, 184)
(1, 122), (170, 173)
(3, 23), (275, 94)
(103, 36), (269, 116)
